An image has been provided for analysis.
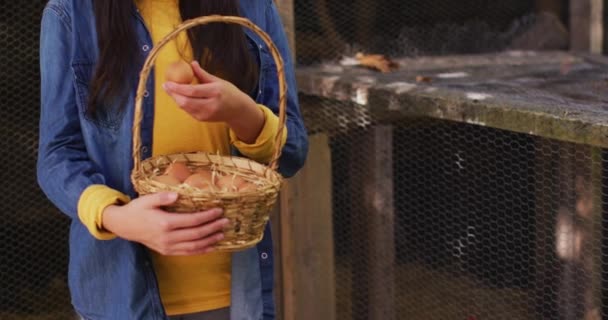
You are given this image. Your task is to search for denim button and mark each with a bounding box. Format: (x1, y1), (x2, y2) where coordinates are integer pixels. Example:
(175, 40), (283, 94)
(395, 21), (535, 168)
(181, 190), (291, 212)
(141, 146), (148, 154)
(261, 252), (269, 260)
(142, 44), (150, 52)
(143, 90), (149, 98)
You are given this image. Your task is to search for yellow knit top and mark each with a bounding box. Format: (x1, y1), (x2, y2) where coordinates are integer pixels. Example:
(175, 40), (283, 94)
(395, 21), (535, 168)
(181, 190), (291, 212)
(76, 0), (286, 315)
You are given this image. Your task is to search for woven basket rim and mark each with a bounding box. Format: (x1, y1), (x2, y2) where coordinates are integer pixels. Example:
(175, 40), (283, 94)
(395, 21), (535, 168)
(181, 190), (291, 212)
(130, 15), (288, 182)
(133, 152), (283, 199)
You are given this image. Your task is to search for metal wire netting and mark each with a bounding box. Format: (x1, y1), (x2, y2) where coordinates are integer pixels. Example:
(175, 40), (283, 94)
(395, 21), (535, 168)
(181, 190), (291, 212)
(293, 1), (603, 319)
(2, 1), (604, 320)
(299, 94), (606, 320)
(0, 1), (74, 320)
(294, 0), (570, 64)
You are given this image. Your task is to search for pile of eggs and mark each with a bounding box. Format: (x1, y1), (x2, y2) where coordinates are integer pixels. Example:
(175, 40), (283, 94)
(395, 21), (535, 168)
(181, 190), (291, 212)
(152, 162), (257, 193)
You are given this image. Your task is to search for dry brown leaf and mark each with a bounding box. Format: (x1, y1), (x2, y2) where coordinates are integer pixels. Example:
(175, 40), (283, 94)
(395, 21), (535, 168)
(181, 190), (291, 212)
(415, 75), (433, 83)
(355, 52), (399, 73)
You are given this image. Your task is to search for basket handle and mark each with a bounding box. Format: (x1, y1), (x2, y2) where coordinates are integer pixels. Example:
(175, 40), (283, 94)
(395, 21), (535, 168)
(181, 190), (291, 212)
(132, 15), (287, 175)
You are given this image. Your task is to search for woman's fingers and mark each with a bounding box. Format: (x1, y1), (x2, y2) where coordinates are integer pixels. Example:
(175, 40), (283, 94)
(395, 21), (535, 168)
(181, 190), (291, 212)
(160, 208), (225, 230)
(135, 192), (179, 209)
(166, 216), (231, 243)
(163, 81), (220, 98)
(163, 92), (220, 122)
(165, 90), (212, 109)
(162, 232), (225, 256)
(191, 61), (217, 83)
(151, 210), (230, 256)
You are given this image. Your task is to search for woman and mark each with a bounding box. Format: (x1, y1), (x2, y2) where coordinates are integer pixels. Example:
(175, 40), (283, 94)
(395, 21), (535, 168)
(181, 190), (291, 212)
(37, 0), (308, 319)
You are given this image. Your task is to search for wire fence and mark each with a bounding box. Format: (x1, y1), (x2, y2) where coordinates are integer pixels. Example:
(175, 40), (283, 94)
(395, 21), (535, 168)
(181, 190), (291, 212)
(295, 1), (604, 319)
(302, 93), (605, 319)
(1, 1), (605, 320)
(0, 1), (74, 319)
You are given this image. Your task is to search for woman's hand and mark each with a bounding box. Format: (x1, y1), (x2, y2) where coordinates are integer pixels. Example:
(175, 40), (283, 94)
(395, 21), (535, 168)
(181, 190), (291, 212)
(163, 61), (265, 144)
(101, 192), (229, 256)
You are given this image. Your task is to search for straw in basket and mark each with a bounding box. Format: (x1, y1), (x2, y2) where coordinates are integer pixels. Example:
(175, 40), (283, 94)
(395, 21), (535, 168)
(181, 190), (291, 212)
(131, 15), (287, 252)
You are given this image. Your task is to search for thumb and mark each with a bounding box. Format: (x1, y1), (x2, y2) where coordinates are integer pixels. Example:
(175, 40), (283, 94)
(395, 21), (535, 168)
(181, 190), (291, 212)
(191, 61), (216, 84)
(137, 192), (179, 209)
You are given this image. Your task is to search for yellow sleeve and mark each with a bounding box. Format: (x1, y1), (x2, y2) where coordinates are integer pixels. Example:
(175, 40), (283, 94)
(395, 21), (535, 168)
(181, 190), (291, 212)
(229, 104), (288, 163)
(78, 185), (131, 240)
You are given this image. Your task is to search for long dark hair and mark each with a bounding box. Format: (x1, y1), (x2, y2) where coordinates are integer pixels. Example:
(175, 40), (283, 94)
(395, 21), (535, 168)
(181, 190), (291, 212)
(88, 0), (259, 117)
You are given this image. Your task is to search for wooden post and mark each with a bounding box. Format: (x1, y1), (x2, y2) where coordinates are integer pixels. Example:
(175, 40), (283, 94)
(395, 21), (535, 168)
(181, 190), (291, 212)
(354, 0), (377, 49)
(534, 140), (559, 319)
(296, 0), (346, 62)
(365, 126), (395, 320)
(534, 142), (603, 320)
(274, 0), (296, 58)
(570, 0), (604, 53)
(279, 133), (336, 320)
(535, 0), (564, 15)
(272, 2), (296, 318)
(270, 204), (283, 320)
(351, 126), (395, 320)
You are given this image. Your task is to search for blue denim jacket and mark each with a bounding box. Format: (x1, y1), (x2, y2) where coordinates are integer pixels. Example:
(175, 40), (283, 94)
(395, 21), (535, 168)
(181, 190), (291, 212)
(37, 1), (308, 319)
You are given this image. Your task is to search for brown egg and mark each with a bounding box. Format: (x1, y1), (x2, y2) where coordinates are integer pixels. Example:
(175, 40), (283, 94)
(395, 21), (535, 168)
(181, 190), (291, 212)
(151, 174), (181, 186)
(165, 60), (194, 84)
(183, 172), (214, 191)
(215, 174), (235, 192)
(164, 162), (191, 182)
(216, 174), (249, 192)
(233, 176), (249, 189)
(194, 168), (215, 183)
(238, 181), (257, 192)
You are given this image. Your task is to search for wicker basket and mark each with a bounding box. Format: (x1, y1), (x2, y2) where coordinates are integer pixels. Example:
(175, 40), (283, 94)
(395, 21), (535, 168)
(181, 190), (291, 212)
(131, 16), (287, 252)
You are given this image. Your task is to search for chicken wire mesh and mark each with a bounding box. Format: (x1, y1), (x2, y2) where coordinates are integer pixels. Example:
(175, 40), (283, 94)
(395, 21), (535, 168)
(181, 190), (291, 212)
(294, 0), (571, 65)
(294, 1), (606, 319)
(299, 94), (606, 320)
(0, 1), (74, 320)
(2, 1), (606, 320)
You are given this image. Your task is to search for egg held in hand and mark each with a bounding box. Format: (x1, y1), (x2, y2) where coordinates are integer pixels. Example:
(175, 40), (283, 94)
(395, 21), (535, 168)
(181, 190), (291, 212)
(165, 60), (194, 84)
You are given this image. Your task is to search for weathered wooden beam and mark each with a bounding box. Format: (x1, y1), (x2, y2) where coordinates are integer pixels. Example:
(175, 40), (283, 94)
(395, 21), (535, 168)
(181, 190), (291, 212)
(296, 0), (347, 62)
(279, 133), (336, 320)
(354, 0), (377, 49)
(535, 0), (564, 15)
(351, 125), (395, 320)
(570, 0), (604, 53)
(296, 52), (608, 149)
(365, 125), (395, 320)
(533, 140), (559, 319)
(270, 204), (283, 320)
(556, 144), (602, 320)
(534, 142), (603, 320)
